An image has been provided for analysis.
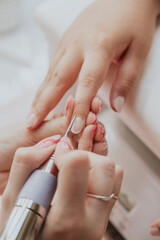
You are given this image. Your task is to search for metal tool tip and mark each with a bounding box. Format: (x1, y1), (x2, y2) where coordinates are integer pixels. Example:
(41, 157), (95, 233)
(64, 116), (76, 137)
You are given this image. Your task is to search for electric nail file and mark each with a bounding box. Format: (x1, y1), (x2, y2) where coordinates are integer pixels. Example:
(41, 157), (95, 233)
(0, 116), (76, 240)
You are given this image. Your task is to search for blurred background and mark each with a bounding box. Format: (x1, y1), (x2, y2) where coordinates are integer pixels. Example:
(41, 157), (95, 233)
(0, 1), (160, 240)
(0, 0), (49, 125)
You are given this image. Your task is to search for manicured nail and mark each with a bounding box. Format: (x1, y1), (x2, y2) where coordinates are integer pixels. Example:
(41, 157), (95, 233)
(26, 112), (36, 128)
(150, 227), (160, 236)
(99, 100), (103, 111)
(65, 95), (73, 115)
(71, 116), (85, 134)
(60, 137), (73, 150)
(88, 112), (97, 124)
(103, 142), (108, 152)
(37, 135), (61, 148)
(114, 96), (125, 112)
(93, 125), (98, 138)
(100, 125), (105, 138)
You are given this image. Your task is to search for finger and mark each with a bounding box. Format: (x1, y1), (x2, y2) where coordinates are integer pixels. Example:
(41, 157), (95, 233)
(150, 219), (160, 236)
(87, 155), (115, 214)
(106, 165), (123, 220)
(54, 136), (74, 169)
(0, 171), (9, 195)
(78, 125), (96, 151)
(26, 117), (66, 145)
(40, 150), (90, 239)
(71, 52), (110, 134)
(31, 49), (65, 109)
(2, 141), (57, 213)
(27, 51), (82, 129)
(110, 44), (144, 112)
(26, 96), (75, 145)
(91, 96), (103, 115)
(93, 141), (108, 156)
(55, 151), (90, 213)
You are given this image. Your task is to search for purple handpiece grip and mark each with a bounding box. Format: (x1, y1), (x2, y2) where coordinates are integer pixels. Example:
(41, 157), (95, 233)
(18, 170), (57, 211)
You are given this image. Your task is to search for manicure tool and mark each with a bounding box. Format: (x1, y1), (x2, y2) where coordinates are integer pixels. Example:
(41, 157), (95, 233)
(0, 116), (76, 240)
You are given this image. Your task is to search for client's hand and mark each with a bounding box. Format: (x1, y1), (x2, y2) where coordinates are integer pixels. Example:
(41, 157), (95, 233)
(0, 96), (104, 194)
(0, 133), (123, 240)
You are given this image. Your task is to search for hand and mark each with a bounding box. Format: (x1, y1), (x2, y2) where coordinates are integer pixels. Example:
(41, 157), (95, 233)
(150, 219), (160, 237)
(0, 96), (105, 194)
(27, 0), (160, 131)
(0, 131), (123, 239)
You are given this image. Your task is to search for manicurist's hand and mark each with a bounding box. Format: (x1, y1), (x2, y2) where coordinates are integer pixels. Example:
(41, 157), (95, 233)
(0, 131), (123, 240)
(27, 0), (160, 131)
(0, 96), (104, 194)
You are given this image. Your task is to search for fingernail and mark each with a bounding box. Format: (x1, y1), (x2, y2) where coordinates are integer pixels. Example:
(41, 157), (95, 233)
(93, 125), (98, 138)
(60, 137), (73, 150)
(37, 135), (61, 148)
(88, 112), (97, 124)
(113, 96), (125, 112)
(100, 125), (105, 138)
(71, 116), (85, 134)
(26, 112), (36, 128)
(150, 227), (160, 236)
(103, 142), (108, 152)
(65, 95), (73, 115)
(99, 100), (103, 111)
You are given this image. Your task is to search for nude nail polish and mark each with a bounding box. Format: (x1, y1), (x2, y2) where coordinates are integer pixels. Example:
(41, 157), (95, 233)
(114, 96), (125, 112)
(71, 116), (85, 134)
(26, 112), (36, 128)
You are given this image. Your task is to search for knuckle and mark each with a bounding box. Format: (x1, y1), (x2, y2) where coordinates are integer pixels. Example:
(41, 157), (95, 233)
(95, 31), (108, 48)
(94, 31), (112, 55)
(51, 70), (70, 91)
(121, 71), (137, 92)
(15, 148), (30, 165)
(80, 74), (97, 90)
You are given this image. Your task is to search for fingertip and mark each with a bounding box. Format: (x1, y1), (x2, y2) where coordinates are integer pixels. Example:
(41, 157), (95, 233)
(91, 96), (103, 114)
(78, 125), (95, 151)
(86, 111), (97, 125)
(111, 96), (125, 113)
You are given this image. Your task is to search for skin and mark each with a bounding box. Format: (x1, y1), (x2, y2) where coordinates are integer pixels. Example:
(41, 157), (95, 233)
(0, 96), (106, 194)
(0, 133), (123, 240)
(28, 0), (160, 129)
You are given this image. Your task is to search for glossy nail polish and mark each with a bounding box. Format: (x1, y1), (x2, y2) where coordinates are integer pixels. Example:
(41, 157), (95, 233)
(26, 112), (36, 128)
(114, 96), (125, 112)
(71, 116), (85, 134)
